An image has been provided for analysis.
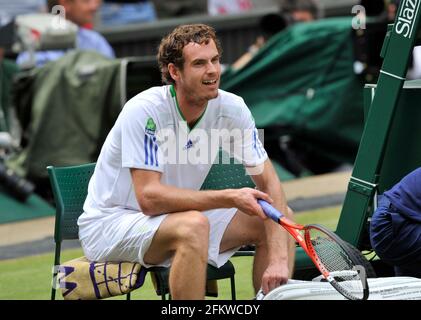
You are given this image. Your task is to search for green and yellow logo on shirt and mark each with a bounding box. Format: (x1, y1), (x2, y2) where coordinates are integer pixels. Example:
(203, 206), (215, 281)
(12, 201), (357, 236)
(145, 117), (156, 135)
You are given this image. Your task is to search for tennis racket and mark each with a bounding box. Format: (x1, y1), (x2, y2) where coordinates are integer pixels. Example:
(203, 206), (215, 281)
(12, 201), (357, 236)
(258, 199), (369, 300)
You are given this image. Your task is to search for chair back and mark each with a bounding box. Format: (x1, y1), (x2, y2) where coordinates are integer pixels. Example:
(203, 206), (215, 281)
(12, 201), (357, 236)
(47, 163), (96, 242)
(200, 153), (255, 190)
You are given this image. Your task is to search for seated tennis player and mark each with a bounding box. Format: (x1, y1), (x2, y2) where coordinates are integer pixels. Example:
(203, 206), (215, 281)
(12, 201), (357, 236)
(77, 23), (295, 299)
(370, 167), (421, 277)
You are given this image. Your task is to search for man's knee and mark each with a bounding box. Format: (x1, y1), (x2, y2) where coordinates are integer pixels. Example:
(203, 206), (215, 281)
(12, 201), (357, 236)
(174, 211), (210, 248)
(242, 215), (266, 244)
(286, 206), (294, 220)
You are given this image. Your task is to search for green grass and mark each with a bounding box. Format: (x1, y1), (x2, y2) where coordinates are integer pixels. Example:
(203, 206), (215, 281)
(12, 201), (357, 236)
(0, 206), (341, 300)
(0, 249), (255, 300)
(294, 205), (341, 231)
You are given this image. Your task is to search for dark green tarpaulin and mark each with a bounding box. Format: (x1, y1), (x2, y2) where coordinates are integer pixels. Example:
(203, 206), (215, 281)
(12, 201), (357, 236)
(221, 17), (365, 169)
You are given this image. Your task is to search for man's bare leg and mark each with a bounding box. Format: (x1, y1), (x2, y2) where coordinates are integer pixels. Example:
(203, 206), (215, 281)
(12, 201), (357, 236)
(143, 211), (209, 299)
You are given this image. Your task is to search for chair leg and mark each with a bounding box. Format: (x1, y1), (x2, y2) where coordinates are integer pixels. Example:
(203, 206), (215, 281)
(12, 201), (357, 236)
(51, 285), (56, 300)
(230, 276), (236, 300)
(126, 292), (131, 300)
(51, 243), (61, 300)
(161, 288), (167, 301)
(51, 265), (56, 300)
(153, 271), (167, 300)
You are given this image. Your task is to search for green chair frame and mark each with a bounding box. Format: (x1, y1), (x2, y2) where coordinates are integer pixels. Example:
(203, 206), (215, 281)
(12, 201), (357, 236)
(47, 163), (102, 300)
(47, 160), (249, 300)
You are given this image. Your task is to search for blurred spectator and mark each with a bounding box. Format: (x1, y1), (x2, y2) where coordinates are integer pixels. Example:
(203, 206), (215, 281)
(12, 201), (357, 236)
(278, 0), (322, 22)
(352, 0), (388, 82)
(386, 0), (399, 21)
(207, 0), (254, 16)
(98, 0), (156, 26)
(355, 0), (421, 80)
(0, 0), (47, 27)
(16, 0), (115, 68)
(150, 0), (207, 19)
(231, 0), (320, 71)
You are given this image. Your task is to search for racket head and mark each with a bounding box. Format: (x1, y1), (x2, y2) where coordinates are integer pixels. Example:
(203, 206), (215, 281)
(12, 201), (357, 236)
(304, 224), (369, 300)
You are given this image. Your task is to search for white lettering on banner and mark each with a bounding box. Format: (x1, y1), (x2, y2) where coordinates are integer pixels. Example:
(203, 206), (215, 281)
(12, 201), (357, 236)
(395, 0), (420, 38)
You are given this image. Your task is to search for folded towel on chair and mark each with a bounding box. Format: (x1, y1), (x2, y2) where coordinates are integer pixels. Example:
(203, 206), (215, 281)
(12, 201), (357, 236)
(57, 256), (147, 300)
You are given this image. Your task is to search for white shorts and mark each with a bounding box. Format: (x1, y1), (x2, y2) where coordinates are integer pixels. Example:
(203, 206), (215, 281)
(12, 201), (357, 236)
(79, 207), (239, 268)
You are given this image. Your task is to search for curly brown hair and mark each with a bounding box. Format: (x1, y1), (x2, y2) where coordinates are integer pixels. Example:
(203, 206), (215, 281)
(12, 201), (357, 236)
(157, 24), (223, 85)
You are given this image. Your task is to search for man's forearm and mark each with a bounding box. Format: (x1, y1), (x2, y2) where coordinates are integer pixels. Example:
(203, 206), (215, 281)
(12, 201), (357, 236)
(139, 183), (236, 215)
(262, 187), (291, 264)
(253, 160), (293, 266)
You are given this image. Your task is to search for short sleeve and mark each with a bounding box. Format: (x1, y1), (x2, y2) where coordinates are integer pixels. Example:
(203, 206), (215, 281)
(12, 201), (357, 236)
(230, 100), (268, 167)
(120, 103), (164, 173)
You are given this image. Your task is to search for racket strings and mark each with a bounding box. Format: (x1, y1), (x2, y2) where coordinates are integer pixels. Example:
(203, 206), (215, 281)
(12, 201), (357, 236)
(307, 228), (365, 300)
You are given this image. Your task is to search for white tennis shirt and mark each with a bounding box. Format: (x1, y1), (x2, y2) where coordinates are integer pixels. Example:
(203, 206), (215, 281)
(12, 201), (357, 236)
(78, 85), (267, 230)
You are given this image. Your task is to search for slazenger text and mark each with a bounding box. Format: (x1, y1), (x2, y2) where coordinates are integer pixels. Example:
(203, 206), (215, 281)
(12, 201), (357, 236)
(395, 0), (420, 38)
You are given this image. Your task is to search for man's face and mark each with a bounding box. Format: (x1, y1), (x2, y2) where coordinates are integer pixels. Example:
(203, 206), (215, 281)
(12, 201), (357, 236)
(292, 10), (315, 22)
(173, 39), (221, 104)
(61, 0), (101, 26)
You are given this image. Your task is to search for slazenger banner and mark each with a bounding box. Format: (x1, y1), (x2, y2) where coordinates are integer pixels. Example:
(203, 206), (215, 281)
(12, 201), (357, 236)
(395, 0), (420, 39)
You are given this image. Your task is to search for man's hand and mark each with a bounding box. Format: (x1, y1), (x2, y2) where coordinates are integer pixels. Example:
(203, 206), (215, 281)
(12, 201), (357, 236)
(261, 262), (289, 295)
(232, 188), (273, 220)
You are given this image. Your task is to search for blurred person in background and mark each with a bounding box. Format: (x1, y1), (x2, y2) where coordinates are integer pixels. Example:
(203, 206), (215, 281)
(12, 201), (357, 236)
(278, 0), (322, 22)
(98, 0), (157, 26)
(150, 0), (207, 19)
(231, 0), (321, 71)
(16, 0), (115, 68)
(355, 0), (421, 80)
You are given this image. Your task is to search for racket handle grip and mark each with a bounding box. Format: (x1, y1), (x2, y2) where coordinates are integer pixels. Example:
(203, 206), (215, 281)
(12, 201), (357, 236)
(258, 199), (284, 222)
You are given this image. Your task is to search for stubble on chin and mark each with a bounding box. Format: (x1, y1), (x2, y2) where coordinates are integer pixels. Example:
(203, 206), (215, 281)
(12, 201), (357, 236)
(208, 88), (219, 100)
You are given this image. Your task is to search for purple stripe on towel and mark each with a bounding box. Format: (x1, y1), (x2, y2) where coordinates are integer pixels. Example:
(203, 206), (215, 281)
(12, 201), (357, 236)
(117, 262), (124, 294)
(89, 262), (102, 299)
(103, 262), (113, 297)
(60, 266), (77, 298)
